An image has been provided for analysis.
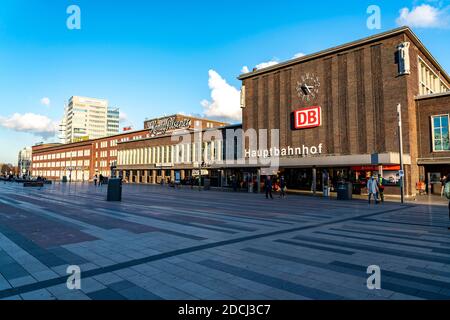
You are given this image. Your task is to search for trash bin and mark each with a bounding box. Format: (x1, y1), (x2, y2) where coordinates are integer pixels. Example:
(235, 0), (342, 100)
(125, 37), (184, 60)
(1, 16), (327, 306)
(107, 178), (122, 201)
(337, 182), (353, 200)
(352, 183), (362, 195)
(203, 178), (211, 191)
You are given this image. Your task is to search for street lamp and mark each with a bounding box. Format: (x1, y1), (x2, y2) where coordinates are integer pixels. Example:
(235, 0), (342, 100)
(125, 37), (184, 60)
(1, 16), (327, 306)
(397, 103), (405, 204)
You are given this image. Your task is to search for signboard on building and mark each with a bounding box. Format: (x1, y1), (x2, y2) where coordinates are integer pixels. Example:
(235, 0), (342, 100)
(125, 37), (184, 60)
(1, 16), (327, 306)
(294, 106), (322, 130)
(145, 116), (192, 136)
(192, 169), (209, 176)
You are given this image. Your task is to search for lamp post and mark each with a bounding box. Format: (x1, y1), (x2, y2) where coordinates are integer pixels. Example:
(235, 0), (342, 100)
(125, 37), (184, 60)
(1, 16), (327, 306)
(397, 103), (405, 204)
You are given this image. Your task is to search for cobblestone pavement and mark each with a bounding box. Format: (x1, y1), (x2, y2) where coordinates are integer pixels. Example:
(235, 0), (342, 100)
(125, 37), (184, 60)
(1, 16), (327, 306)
(0, 182), (449, 300)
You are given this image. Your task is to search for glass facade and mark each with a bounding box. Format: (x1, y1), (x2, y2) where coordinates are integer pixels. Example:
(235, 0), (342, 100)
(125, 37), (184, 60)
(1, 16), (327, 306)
(432, 115), (450, 151)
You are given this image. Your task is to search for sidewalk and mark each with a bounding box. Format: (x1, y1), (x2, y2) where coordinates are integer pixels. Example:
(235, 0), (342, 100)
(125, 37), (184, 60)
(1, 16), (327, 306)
(84, 181), (450, 207)
(283, 189), (449, 206)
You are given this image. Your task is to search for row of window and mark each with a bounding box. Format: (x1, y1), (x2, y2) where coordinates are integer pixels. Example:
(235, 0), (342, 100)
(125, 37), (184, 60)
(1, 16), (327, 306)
(97, 150), (116, 158)
(118, 141), (223, 166)
(33, 149), (91, 161)
(32, 170), (91, 179)
(419, 57), (449, 96)
(33, 160), (90, 168)
(95, 140), (118, 149)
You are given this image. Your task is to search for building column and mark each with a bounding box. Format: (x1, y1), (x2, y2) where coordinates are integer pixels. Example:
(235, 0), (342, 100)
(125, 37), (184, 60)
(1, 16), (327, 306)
(137, 170), (141, 184)
(312, 167), (317, 195)
(144, 170), (148, 184)
(181, 170), (185, 180)
(152, 170), (157, 184)
(171, 170), (175, 182)
(161, 169), (166, 183)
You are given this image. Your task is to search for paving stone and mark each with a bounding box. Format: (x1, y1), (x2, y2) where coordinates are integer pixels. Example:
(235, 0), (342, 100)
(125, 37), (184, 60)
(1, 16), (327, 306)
(0, 183), (449, 300)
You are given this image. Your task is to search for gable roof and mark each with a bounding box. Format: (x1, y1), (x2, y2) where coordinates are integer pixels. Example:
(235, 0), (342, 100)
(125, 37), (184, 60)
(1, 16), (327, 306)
(238, 26), (450, 84)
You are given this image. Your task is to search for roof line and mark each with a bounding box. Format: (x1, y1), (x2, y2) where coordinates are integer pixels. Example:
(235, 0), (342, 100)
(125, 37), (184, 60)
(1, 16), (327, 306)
(238, 26), (450, 83)
(415, 91), (450, 100)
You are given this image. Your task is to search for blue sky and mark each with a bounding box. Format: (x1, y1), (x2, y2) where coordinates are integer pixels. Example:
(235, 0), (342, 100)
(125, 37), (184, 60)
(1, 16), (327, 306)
(1, 0), (450, 163)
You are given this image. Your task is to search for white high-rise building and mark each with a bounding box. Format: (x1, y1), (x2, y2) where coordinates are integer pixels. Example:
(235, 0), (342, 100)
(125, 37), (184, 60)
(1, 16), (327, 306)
(18, 147), (32, 176)
(60, 96), (120, 143)
(107, 107), (120, 136)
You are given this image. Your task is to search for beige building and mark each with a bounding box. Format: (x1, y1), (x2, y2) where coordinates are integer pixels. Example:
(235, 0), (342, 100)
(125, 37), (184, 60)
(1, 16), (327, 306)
(61, 96), (120, 143)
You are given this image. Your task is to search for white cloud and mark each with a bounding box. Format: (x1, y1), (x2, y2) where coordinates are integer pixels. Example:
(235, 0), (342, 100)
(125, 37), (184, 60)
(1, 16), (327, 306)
(201, 69), (241, 122)
(396, 4), (449, 28)
(40, 97), (51, 107)
(0, 113), (58, 138)
(241, 66), (250, 73)
(119, 111), (128, 122)
(255, 60), (279, 70)
(293, 52), (306, 59)
(243, 53), (306, 73)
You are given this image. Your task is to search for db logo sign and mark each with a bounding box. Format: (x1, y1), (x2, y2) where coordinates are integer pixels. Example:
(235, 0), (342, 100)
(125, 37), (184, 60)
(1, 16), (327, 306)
(294, 106), (322, 129)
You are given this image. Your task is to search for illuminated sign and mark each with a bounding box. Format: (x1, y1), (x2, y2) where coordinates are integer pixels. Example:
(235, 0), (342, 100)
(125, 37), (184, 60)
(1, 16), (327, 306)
(294, 106), (322, 130)
(145, 117), (192, 136)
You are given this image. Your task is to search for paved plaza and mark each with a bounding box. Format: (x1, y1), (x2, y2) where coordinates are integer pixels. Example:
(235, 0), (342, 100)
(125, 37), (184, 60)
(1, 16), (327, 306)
(0, 182), (449, 300)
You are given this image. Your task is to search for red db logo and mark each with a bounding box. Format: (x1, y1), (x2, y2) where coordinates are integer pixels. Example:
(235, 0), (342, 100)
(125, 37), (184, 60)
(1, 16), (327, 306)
(294, 106), (322, 129)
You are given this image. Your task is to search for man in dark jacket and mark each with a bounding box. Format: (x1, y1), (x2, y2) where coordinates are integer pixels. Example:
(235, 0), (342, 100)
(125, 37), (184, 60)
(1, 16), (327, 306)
(279, 176), (286, 199)
(265, 176), (273, 199)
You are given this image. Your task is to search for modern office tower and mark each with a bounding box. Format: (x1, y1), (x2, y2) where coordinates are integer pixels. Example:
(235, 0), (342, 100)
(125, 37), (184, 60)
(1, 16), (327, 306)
(18, 147), (32, 176)
(60, 96), (119, 143)
(107, 107), (120, 136)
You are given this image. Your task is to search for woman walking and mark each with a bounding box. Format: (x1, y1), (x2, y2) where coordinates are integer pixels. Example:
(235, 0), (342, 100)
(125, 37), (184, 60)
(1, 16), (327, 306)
(279, 176), (287, 199)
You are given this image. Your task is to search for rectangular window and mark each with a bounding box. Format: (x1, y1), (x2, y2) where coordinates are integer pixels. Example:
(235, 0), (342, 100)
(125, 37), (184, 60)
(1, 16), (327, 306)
(418, 57), (449, 95)
(432, 114), (450, 151)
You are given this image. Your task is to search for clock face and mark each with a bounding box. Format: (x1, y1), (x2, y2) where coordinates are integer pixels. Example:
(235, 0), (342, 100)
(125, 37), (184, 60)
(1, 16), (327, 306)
(296, 73), (320, 102)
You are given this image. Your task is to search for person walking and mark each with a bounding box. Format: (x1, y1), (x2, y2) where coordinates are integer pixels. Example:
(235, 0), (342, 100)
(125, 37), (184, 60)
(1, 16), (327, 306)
(93, 174), (98, 187)
(444, 176), (450, 230)
(279, 176), (287, 199)
(265, 176), (273, 199)
(367, 175), (379, 205)
(99, 174), (104, 187)
(232, 175), (238, 192)
(441, 175), (447, 197)
(377, 174), (385, 203)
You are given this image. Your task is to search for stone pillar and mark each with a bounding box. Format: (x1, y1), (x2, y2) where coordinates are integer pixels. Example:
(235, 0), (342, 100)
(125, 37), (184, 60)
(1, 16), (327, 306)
(181, 170), (185, 180)
(312, 167), (317, 195)
(152, 170), (157, 184)
(137, 170), (141, 184)
(257, 169), (261, 193)
(171, 170), (175, 182)
(144, 170), (148, 184)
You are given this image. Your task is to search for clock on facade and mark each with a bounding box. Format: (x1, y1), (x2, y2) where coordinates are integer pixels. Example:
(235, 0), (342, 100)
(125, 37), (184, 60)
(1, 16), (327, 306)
(296, 73), (320, 102)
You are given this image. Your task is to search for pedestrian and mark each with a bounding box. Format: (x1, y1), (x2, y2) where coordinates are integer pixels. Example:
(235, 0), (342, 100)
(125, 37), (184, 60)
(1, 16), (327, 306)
(279, 175), (287, 199)
(93, 174), (98, 187)
(99, 174), (104, 186)
(232, 175), (237, 192)
(367, 175), (379, 205)
(441, 175), (447, 197)
(377, 174), (385, 203)
(444, 175), (450, 230)
(265, 176), (273, 199)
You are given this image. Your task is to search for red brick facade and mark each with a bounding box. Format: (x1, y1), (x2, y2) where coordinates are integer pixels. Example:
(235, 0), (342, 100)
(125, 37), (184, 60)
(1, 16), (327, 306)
(239, 27), (450, 196)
